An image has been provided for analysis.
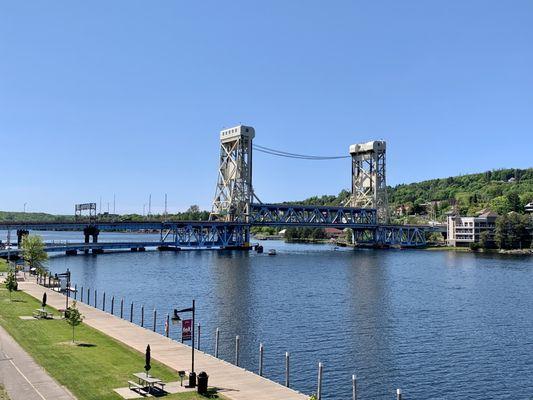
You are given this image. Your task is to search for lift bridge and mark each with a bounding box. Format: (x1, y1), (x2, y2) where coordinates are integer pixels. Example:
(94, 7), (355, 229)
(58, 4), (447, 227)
(0, 125), (426, 257)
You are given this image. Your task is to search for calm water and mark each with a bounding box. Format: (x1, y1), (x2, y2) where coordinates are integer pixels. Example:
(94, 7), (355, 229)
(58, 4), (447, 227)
(12, 231), (532, 399)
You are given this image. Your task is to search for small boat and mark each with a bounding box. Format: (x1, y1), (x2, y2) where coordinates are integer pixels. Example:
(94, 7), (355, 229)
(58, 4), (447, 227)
(268, 249), (277, 256)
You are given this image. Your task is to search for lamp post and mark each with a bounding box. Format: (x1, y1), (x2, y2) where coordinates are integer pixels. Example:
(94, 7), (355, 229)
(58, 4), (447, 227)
(65, 268), (71, 310)
(172, 300), (196, 387)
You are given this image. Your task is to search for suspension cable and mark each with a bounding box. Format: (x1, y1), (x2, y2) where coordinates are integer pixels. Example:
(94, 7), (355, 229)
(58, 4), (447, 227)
(253, 144), (350, 160)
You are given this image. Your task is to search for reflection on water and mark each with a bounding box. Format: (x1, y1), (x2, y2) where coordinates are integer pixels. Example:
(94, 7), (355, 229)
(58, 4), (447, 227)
(29, 234), (532, 399)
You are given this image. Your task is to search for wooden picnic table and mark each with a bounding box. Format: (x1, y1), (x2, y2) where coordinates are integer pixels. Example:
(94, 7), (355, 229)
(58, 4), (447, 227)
(132, 372), (164, 393)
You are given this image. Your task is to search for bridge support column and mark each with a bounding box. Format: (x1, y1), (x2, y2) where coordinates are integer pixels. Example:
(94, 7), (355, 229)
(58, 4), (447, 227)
(83, 226), (100, 255)
(84, 234), (90, 254)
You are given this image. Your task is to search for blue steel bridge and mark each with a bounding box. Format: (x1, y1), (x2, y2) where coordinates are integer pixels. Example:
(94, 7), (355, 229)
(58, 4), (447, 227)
(0, 203), (427, 258)
(0, 125), (432, 257)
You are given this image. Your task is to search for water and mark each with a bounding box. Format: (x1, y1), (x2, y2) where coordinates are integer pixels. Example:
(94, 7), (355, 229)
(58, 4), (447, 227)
(14, 231), (533, 399)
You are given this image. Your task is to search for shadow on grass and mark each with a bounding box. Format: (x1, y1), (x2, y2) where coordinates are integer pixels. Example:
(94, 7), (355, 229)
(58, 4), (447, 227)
(57, 341), (97, 348)
(77, 343), (97, 348)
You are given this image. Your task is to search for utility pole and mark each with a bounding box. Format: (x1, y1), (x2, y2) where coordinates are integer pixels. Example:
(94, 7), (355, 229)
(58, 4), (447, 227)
(99, 197), (102, 215)
(23, 202), (27, 213)
(164, 194), (168, 218)
(148, 194), (152, 217)
(113, 194), (116, 214)
(143, 204), (146, 217)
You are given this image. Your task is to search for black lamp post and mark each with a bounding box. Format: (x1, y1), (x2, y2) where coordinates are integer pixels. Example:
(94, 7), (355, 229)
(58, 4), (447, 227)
(172, 299), (196, 387)
(65, 268), (71, 310)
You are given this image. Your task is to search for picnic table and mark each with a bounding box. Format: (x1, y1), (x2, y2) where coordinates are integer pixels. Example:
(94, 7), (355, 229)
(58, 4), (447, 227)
(130, 372), (165, 393)
(33, 308), (53, 319)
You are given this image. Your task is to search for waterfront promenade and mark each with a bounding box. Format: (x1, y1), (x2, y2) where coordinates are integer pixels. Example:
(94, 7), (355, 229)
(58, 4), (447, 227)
(19, 280), (308, 400)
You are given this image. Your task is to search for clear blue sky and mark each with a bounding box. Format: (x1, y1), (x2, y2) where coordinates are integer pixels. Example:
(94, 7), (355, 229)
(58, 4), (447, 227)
(1, 1), (532, 214)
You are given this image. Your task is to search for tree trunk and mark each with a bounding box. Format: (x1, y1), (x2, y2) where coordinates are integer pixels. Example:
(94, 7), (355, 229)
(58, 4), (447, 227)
(72, 325), (75, 343)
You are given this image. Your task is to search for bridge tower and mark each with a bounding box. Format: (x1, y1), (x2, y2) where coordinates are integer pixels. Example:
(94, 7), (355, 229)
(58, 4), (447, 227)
(210, 125), (257, 222)
(346, 140), (389, 223)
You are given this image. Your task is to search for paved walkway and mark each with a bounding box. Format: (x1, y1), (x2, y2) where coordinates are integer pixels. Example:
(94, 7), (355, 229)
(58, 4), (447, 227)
(0, 324), (76, 400)
(19, 280), (308, 400)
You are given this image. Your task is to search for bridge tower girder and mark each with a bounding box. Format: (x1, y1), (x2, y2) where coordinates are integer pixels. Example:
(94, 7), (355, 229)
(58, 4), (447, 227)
(210, 125), (257, 223)
(346, 140), (389, 223)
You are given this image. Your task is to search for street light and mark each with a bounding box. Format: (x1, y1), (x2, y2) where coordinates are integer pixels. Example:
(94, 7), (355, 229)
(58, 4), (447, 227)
(172, 299), (196, 387)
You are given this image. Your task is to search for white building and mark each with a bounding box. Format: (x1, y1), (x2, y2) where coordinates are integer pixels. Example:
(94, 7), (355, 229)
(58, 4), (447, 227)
(525, 202), (533, 213)
(447, 211), (498, 247)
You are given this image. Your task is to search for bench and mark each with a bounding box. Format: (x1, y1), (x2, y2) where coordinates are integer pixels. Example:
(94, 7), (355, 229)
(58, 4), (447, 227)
(155, 381), (166, 391)
(128, 380), (146, 393)
(33, 311), (54, 319)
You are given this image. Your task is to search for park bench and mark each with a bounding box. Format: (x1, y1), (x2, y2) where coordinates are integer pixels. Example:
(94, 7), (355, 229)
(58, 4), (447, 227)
(33, 309), (54, 319)
(154, 381), (166, 391)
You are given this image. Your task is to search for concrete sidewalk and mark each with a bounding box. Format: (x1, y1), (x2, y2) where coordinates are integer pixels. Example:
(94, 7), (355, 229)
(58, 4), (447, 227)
(0, 324), (76, 400)
(20, 280), (308, 400)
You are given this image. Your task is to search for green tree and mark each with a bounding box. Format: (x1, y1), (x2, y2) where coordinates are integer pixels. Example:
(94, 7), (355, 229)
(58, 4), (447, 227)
(5, 269), (18, 301)
(344, 228), (354, 244)
(65, 301), (84, 343)
(490, 196), (511, 215)
(495, 213), (531, 249)
(506, 192), (522, 212)
(479, 231), (492, 249)
(21, 235), (48, 274)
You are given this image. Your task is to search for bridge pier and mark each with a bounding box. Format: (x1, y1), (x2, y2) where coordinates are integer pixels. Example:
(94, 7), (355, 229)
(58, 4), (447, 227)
(157, 245), (180, 252)
(65, 250), (77, 256)
(83, 226), (100, 255)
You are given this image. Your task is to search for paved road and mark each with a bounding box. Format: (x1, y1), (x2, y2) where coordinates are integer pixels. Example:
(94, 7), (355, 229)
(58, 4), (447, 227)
(0, 325), (76, 400)
(20, 280), (308, 400)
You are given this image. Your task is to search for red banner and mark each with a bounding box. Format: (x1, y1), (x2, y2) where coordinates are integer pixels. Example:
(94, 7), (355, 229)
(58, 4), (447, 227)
(182, 319), (192, 341)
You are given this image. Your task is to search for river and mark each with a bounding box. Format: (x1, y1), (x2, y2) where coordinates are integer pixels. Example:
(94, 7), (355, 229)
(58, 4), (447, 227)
(6, 231), (532, 399)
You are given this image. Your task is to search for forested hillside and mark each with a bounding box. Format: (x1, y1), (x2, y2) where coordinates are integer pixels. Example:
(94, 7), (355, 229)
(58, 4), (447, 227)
(287, 168), (533, 221)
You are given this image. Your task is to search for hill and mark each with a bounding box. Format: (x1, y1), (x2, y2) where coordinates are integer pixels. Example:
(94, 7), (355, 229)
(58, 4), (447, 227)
(0, 211), (74, 223)
(287, 168), (533, 222)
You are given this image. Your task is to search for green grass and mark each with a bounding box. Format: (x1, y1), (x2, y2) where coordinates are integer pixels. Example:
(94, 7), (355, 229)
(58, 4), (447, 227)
(0, 259), (9, 273)
(425, 246), (472, 252)
(0, 289), (225, 400)
(0, 384), (10, 400)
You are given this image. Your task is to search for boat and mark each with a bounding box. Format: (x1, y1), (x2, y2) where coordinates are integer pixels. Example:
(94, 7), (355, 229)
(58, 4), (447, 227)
(268, 249), (277, 256)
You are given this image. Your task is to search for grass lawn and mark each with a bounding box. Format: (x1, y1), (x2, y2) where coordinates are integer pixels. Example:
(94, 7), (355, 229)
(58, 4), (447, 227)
(425, 246), (471, 252)
(0, 288), (225, 400)
(0, 259), (9, 272)
(0, 384), (9, 400)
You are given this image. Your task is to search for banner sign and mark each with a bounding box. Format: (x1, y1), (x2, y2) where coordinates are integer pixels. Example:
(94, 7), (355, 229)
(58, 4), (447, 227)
(182, 319), (192, 341)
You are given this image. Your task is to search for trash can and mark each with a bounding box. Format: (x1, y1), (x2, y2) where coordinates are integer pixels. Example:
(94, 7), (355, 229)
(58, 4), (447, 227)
(197, 371), (209, 395)
(188, 371), (196, 388)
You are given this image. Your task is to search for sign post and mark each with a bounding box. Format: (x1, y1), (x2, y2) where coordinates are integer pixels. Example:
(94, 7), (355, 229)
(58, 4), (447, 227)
(174, 300), (196, 386)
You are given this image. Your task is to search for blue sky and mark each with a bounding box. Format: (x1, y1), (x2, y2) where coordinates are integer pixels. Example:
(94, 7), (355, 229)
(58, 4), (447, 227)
(1, 1), (532, 214)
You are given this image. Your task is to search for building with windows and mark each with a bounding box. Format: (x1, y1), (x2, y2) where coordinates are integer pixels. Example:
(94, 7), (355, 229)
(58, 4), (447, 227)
(447, 211), (498, 247)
